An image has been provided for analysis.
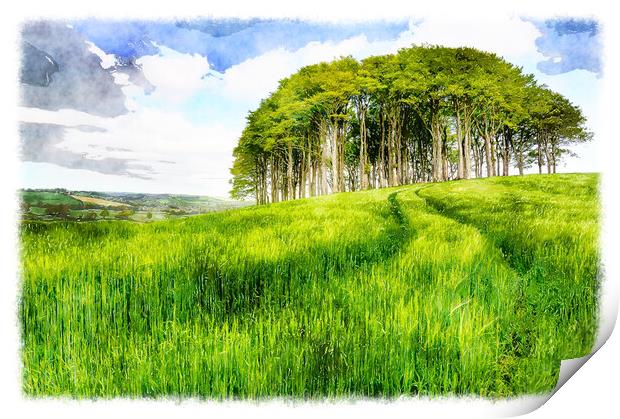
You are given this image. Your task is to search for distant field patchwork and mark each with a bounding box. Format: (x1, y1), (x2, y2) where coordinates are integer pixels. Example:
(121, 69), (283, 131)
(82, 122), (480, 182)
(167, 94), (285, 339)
(19, 189), (250, 222)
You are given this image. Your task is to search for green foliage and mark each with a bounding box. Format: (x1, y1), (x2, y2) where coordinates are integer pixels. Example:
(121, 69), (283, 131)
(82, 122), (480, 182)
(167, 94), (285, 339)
(114, 209), (135, 220)
(82, 211), (98, 221)
(44, 204), (70, 218)
(20, 174), (599, 398)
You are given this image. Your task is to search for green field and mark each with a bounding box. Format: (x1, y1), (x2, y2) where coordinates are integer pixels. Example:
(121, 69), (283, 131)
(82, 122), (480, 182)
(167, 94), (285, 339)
(21, 191), (83, 207)
(19, 173), (600, 398)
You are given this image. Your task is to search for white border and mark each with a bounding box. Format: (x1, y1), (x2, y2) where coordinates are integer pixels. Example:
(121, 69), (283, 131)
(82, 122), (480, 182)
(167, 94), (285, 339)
(1, 1), (618, 418)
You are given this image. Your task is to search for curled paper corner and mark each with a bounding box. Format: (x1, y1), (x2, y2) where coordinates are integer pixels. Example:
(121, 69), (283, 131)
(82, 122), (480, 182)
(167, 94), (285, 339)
(550, 299), (620, 394)
(503, 277), (620, 417)
(511, 351), (598, 416)
(489, 354), (597, 418)
(491, 277), (620, 418)
(554, 354), (594, 392)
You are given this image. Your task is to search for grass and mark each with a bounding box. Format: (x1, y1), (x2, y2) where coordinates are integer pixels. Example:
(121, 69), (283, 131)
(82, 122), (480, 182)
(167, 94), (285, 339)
(19, 173), (600, 398)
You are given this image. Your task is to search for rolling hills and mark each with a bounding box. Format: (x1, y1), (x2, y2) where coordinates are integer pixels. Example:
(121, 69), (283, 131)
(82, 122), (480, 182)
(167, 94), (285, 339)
(19, 189), (250, 222)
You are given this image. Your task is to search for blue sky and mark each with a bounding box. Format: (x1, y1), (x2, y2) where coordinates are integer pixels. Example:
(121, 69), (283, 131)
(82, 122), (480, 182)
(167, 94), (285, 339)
(530, 18), (601, 76)
(19, 16), (602, 197)
(71, 19), (410, 72)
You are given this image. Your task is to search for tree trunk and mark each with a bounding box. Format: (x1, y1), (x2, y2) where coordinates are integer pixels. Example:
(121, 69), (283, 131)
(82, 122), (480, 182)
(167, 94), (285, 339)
(484, 132), (494, 177)
(496, 139), (501, 176)
(387, 112), (395, 187)
(472, 141), (479, 179)
(336, 123), (342, 192)
(287, 142), (294, 200)
(537, 136), (543, 174)
(358, 101), (369, 190)
(379, 108), (386, 187)
(300, 148), (307, 198)
(339, 122), (346, 191)
(431, 105), (444, 182)
(271, 157), (279, 203)
(544, 140), (552, 174)
(463, 116), (472, 179)
(394, 112), (403, 186)
(330, 122), (339, 193)
(371, 164), (376, 188)
(502, 131), (510, 176)
(442, 126), (449, 181)
(308, 146), (315, 197)
(550, 141), (557, 174)
(321, 127), (329, 195)
(456, 109), (464, 179)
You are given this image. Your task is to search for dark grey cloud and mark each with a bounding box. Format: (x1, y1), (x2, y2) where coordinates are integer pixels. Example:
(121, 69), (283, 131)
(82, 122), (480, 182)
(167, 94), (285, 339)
(20, 122), (156, 179)
(20, 41), (59, 87)
(20, 21), (129, 117)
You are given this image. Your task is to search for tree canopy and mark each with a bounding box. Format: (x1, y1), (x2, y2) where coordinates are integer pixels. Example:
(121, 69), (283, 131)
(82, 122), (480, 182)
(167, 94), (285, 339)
(230, 45), (591, 203)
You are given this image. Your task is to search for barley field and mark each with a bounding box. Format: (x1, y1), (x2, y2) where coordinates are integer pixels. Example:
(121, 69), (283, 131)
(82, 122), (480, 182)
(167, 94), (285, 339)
(19, 173), (600, 398)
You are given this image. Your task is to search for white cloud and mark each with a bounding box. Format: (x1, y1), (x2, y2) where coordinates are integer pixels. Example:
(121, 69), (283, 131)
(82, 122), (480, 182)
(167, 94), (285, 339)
(137, 46), (211, 103)
(67, 108), (239, 165)
(19, 105), (240, 196)
(409, 15), (543, 62)
(85, 41), (117, 69)
(19, 106), (111, 127)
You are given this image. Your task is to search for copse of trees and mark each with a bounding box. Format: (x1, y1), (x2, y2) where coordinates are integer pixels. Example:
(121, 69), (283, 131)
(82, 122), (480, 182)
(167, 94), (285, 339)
(231, 45), (591, 203)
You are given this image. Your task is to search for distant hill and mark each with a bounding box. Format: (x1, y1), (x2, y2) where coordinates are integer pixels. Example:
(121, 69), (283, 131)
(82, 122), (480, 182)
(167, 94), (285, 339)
(19, 188), (252, 222)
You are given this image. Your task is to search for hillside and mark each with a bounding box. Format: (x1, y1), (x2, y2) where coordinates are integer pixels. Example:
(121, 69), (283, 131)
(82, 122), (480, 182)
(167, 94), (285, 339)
(19, 173), (600, 398)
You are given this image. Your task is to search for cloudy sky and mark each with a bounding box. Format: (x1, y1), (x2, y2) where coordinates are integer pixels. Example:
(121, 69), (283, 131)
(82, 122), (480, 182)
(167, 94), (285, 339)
(18, 16), (602, 197)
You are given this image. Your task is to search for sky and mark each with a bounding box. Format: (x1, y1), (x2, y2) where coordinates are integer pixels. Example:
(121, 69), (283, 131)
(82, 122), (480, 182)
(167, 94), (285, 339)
(18, 16), (602, 198)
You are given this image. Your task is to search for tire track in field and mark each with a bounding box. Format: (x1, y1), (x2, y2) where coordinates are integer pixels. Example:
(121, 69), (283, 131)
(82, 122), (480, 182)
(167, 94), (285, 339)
(411, 183), (555, 391)
(413, 184), (521, 273)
